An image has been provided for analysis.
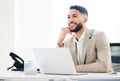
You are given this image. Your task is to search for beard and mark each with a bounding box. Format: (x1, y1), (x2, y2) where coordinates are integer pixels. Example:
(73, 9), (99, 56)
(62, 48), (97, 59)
(69, 22), (83, 32)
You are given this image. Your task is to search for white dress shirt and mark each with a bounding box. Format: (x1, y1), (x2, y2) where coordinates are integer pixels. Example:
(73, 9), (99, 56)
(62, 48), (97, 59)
(73, 30), (86, 64)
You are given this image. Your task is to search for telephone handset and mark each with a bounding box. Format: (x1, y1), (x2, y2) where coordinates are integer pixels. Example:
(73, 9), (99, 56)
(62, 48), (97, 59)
(7, 52), (24, 71)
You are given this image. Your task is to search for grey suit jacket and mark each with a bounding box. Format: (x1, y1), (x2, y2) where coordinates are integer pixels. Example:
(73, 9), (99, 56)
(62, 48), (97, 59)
(63, 29), (113, 73)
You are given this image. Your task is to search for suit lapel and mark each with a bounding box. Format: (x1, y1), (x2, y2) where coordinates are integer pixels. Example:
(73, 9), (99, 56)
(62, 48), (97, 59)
(82, 29), (93, 64)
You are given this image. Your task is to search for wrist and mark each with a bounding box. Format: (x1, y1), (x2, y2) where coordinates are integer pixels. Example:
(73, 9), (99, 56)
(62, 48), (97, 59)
(57, 42), (64, 47)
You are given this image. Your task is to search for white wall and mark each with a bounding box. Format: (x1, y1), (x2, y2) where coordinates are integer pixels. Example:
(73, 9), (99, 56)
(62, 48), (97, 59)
(14, 0), (53, 61)
(0, 0), (14, 70)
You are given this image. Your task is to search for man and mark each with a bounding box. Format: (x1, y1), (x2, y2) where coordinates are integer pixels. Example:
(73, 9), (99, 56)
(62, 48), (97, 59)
(57, 5), (113, 72)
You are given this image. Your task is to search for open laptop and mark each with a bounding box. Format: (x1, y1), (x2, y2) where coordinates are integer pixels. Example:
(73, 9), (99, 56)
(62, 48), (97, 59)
(33, 48), (87, 75)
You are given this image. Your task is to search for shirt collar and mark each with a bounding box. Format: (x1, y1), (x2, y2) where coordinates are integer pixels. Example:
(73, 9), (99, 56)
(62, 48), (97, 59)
(73, 30), (86, 42)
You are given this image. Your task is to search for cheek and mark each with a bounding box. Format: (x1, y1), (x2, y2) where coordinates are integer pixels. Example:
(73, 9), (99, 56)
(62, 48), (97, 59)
(76, 19), (82, 24)
(67, 20), (70, 25)
(67, 21), (69, 26)
(78, 16), (85, 23)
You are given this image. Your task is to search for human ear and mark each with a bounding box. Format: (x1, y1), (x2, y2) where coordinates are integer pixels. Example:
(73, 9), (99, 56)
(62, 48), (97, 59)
(84, 17), (88, 23)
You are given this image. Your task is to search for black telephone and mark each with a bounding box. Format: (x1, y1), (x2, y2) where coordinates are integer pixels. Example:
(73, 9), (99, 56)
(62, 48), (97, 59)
(7, 52), (24, 71)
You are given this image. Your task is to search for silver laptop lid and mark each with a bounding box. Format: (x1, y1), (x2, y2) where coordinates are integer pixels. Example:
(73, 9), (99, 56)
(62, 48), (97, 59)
(33, 48), (76, 74)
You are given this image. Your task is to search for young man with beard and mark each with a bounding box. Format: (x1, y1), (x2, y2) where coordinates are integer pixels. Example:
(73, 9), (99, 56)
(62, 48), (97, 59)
(57, 5), (113, 73)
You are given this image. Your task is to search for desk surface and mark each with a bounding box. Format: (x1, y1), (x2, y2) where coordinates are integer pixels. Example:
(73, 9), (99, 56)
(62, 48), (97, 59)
(0, 71), (120, 80)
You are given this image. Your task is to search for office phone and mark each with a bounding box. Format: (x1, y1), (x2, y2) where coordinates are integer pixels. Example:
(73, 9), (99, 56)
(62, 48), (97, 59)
(7, 52), (24, 71)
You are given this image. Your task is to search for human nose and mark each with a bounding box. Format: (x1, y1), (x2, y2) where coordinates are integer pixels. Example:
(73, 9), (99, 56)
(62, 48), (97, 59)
(68, 17), (74, 24)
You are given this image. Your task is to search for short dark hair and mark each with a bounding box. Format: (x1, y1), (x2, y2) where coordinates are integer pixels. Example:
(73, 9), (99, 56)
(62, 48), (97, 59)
(70, 5), (88, 17)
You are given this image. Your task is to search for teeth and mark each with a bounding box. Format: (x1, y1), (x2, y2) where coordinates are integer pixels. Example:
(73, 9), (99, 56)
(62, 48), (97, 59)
(70, 23), (74, 27)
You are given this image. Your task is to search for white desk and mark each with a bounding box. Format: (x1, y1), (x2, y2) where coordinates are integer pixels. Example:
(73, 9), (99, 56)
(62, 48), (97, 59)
(0, 71), (120, 81)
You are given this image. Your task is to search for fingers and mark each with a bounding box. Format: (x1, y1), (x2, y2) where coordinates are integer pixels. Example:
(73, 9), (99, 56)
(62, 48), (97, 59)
(62, 27), (72, 35)
(58, 27), (72, 44)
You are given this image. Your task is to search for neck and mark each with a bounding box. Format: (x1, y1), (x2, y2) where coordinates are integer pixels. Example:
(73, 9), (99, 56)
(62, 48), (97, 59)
(75, 26), (86, 39)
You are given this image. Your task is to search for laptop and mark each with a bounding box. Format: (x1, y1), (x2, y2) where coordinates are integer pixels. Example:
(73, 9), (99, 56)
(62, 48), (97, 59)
(33, 48), (87, 75)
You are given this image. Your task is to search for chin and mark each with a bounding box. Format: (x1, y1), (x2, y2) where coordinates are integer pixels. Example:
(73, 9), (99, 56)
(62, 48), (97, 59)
(70, 27), (75, 30)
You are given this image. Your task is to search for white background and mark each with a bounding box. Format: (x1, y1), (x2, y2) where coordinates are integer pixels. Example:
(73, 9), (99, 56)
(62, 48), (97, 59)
(0, 0), (120, 70)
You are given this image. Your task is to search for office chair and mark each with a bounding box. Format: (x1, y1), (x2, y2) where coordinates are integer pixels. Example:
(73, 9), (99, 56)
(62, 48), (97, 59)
(110, 43), (120, 72)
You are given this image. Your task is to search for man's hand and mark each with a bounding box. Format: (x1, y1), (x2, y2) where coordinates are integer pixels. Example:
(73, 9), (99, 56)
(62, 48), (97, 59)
(57, 27), (72, 47)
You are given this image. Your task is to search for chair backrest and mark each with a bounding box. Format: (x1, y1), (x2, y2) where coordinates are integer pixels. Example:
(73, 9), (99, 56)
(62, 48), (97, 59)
(110, 43), (120, 72)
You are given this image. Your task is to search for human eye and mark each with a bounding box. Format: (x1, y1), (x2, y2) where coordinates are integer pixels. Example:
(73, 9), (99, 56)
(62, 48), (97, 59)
(67, 15), (70, 19)
(73, 14), (78, 18)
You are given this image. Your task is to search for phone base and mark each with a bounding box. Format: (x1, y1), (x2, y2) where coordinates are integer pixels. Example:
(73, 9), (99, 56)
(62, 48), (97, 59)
(12, 68), (24, 71)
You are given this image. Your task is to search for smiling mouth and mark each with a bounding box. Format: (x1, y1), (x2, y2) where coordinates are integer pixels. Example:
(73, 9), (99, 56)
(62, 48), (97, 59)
(69, 23), (76, 29)
(69, 22), (77, 27)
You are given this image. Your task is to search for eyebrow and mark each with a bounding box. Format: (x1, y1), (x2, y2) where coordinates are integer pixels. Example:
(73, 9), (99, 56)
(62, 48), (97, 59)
(72, 14), (78, 16)
(68, 14), (78, 17)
